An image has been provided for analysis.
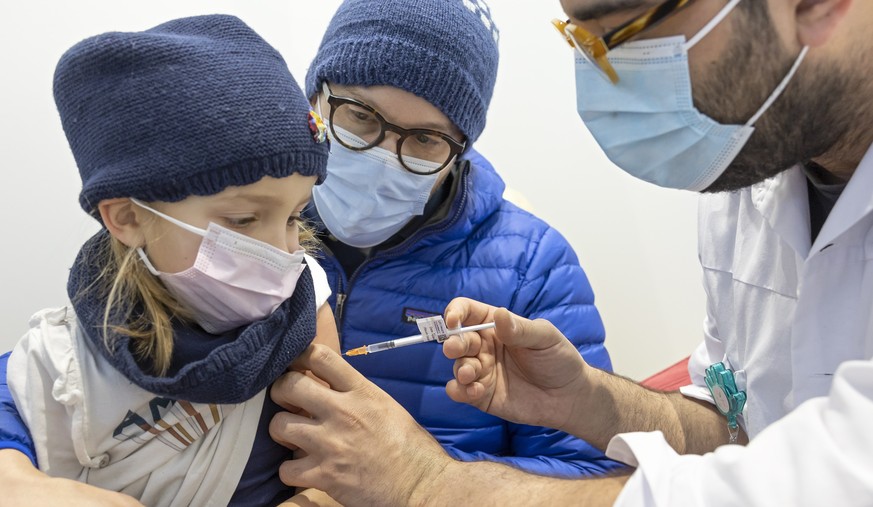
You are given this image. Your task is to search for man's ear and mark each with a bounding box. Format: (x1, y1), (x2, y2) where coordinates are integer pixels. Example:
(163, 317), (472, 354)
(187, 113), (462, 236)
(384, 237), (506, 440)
(795, 0), (852, 47)
(98, 198), (149, 248)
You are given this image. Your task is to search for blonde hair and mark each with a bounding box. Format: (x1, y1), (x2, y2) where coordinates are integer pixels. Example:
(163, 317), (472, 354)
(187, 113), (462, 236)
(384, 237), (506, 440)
(79, 216), (319, 377)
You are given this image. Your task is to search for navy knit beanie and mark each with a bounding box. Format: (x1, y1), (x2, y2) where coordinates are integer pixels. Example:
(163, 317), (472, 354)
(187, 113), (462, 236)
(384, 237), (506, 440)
(54, 14), (330, 218)
(305, 0), (499, 145)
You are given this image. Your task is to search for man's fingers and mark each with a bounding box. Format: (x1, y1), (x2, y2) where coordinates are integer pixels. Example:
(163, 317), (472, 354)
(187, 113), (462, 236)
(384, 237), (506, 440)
(453, 356), (482, 385)
(493, 308), (564, 350)
(291, 344), (362, 393)
(270, 372), (333, 420)
(442, 328), (483, 360)
(277, 455), (320, 490)
(444, 297), (494, 329)
(446, 379), (486, 404)
(445, 306), (564, 358)
(269, 410), (318, 452)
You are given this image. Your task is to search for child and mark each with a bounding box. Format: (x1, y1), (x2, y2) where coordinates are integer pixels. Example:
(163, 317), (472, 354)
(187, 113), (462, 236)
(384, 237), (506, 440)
(5, 14), (337, 506)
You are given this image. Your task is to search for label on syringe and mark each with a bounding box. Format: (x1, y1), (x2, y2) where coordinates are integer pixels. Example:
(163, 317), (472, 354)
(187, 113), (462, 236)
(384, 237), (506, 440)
(416, 315), (451, 343)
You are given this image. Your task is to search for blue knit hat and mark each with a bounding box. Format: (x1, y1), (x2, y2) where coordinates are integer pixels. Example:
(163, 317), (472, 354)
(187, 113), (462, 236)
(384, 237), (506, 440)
(54, 14), (330, 218)
(305, 0), (499, 145)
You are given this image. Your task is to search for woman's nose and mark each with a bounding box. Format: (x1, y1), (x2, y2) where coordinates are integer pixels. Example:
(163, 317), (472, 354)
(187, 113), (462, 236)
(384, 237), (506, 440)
(377, 129), (402, 154)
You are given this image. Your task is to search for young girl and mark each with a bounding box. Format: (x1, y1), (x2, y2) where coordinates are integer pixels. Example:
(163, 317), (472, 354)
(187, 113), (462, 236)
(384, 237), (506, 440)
(5, 14), (338, 506)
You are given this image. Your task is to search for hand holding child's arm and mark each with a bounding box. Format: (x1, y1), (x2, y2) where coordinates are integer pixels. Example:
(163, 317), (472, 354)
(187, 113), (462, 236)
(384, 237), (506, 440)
(0, 449), (144, 507)
(278, 488), (343, 507)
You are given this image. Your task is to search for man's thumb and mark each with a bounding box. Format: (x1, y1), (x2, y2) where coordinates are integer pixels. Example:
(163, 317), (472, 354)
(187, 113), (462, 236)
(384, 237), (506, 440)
(493, 308), (563, 350)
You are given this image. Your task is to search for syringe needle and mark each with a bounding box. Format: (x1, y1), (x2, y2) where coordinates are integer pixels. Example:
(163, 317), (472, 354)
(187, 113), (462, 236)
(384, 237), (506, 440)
(345, 346), (368, 357)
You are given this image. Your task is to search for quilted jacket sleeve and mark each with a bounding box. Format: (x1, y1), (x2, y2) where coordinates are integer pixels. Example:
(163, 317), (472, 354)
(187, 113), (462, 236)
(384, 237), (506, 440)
(0, 352), (37, 465)
(512, 226), (611, 370)
(447, 222), (623, 476)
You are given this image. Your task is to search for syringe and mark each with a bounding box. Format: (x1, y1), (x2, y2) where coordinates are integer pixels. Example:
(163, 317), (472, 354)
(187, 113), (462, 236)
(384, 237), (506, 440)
(344, 322), (496, 356)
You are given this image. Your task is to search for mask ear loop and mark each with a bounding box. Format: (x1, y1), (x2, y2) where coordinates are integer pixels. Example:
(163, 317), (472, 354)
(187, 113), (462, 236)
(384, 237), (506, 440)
(129, 198), (208, 276)
(318, 82), (334, 153)
(317, 87), (325, 132)
(744, 46), (808, 127)
(682, 0), (809, 128)
(136, 247), (162, 276)
(684, 0), (743, 50)
(129, 198), (208, 237)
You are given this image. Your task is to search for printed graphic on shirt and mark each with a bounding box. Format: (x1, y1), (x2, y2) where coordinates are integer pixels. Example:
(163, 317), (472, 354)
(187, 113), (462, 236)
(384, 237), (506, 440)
(113, 397), (223, 452)
(402, 307), (441, 324)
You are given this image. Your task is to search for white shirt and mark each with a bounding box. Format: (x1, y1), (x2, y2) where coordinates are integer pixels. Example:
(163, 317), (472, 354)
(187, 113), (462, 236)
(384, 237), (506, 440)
(608, 143), (873, 506)
(8, 254), (332, 505)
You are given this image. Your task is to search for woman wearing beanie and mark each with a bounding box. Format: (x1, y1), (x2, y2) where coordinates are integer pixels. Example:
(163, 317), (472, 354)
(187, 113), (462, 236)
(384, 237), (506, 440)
(0, 14), (340, 506)
(300, 0), (622, 478)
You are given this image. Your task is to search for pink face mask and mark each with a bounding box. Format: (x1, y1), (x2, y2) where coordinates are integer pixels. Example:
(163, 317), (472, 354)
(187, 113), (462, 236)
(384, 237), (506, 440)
(130, 199), (307, 334)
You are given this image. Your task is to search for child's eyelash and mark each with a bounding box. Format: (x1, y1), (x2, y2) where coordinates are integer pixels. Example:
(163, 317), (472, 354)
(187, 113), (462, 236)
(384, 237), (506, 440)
(225, 216), (257, 227)
(222, 214), (304, 228)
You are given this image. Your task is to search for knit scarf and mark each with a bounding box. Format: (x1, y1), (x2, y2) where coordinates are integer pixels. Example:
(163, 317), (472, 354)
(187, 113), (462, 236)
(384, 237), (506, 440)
(67, 230), (317, 404)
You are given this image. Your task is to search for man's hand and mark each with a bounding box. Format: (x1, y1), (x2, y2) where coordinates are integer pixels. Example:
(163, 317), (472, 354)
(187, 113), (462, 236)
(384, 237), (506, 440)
(269, 345), (452, 507)
(444, 297), (741, 454)
(442, 298), (593, 433)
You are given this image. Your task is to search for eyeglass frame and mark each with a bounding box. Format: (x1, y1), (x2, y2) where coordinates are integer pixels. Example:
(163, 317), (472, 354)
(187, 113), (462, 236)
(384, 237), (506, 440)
(553, 0), (697, 84)
(320, 82), (466, 175)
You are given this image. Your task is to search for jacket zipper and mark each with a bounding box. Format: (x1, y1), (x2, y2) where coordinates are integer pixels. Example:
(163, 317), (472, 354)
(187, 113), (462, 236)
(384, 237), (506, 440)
(314, 242), (348, 333)
(334, 292), (347, 324)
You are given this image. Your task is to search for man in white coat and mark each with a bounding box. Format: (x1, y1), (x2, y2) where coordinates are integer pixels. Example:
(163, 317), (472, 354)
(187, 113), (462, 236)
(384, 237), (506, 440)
(268, 0), (873, 505)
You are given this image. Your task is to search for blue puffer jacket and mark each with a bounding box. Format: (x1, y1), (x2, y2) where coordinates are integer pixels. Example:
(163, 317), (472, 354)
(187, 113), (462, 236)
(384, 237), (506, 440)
(0, 352), (33, 463)
(320, 150), (621, 477)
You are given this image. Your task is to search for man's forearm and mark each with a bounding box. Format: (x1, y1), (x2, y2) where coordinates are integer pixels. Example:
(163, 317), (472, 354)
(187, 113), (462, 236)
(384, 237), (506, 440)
(564, 367), (746, 454)
(413, 457), (630, 507)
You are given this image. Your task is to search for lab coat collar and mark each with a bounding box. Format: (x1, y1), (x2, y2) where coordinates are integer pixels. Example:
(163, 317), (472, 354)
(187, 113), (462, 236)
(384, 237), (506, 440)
(749, 165), (812, 259)
(748, 141), (873, 259)
(810, 142), (873, 254)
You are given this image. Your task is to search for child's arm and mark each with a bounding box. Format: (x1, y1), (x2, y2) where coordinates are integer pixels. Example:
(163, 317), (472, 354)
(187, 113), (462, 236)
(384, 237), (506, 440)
(284, 304), (340, 501)
(278, 488), (343, 507)
(312, 304), (340, 354)
(0, 449), (144, 506)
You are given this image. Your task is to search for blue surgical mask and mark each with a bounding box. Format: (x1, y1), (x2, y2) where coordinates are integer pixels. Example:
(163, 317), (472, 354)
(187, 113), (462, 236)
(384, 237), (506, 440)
(312, 125), (442, 248)
(574, 0), (808, 191)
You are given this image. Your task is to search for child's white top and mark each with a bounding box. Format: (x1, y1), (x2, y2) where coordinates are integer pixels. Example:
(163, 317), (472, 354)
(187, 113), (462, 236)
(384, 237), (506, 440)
(7, 253), (331, 505)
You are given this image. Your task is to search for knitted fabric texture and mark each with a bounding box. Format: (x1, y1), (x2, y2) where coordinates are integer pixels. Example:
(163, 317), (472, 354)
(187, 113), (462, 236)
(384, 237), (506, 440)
(68, 230), (318, 404)
(305, 0), (499, 145)
(53, 14), (329, 218)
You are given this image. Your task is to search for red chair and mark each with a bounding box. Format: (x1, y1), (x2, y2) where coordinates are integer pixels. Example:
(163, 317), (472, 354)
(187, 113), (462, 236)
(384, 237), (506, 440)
(641, 356), (691, 391)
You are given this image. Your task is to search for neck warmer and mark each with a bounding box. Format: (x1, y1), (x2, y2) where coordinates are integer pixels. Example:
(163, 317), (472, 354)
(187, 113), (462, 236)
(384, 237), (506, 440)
(68, 230), (317, 404)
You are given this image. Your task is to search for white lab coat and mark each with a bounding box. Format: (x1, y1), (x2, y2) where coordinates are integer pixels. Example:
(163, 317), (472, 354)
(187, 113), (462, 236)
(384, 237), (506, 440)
(607, 143), (873, 506)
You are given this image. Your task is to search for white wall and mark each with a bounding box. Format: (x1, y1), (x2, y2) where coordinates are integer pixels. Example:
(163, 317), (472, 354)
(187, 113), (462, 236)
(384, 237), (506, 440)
(0, 1), (704, 381)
